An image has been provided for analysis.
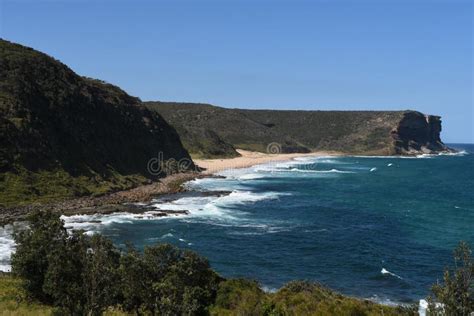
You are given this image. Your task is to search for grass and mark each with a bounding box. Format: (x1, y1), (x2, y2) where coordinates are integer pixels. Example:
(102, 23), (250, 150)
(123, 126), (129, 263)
(0, 166), (150, 207)
(0, 274), (127, 315)
(0, 274), (53, 315)
(210, 279), (417, 316)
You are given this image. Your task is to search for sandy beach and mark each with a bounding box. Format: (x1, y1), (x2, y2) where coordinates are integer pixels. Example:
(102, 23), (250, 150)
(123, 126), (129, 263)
(194, 149), (339, 174)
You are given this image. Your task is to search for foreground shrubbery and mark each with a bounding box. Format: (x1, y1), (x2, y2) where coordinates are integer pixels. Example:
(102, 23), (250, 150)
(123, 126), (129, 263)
(428, 241), (474, 316)
(7, 210), (472, 315)
(210, 279), (416, 316)
(11, 211), (220, 315)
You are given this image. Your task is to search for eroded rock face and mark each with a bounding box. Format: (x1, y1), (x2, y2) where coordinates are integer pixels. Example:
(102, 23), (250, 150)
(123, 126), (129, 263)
(391, 111), (450, 154)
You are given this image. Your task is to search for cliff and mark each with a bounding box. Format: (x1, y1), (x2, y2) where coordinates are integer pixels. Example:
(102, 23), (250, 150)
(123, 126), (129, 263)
(0, 39), (193, 206)
(146, 102), (451, 158)
(392, 111), (447, 154)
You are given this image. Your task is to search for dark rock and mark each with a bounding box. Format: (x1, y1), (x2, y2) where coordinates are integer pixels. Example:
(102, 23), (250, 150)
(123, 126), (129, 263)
(392, 111), (452, 154)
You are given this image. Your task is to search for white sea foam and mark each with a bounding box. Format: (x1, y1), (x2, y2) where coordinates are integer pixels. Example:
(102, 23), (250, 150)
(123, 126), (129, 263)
(289, 168), (354, 174)
(247, 164), (354, 175)
(222, 190), (288, 203)
(439, 150), (468, 156)
(351, 155), (429, 159)
(262, 285), (278, 293)
(418, 299), (444, 316)
(0, 225), (15, 272)
(238, 173), (266, 180)
(387, 163), (393, 167)
(370, 167), (377, 172)
(61, 209), (188, 233)
(368, 295), (400, 306)
(352, 150), (468, 159)
(381, 268), (403, 279)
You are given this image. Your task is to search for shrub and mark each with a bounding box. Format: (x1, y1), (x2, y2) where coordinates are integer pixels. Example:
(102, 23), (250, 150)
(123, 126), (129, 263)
(428, 241), (473, 316)
(122, 243), (221, 315)
(211, 278), (268, 316)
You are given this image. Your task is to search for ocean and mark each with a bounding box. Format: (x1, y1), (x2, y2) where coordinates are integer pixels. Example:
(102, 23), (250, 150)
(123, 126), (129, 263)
(1, 144), (473, 304)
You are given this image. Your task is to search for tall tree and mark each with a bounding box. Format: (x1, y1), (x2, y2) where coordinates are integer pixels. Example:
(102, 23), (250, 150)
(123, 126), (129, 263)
(11, 210), (68, 303)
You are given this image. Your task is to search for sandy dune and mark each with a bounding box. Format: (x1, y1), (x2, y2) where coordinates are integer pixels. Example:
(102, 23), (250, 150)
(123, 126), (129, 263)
(193, 149), (339, 174)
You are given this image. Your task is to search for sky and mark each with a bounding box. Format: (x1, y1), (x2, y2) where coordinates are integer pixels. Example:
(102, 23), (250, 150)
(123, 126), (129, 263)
(0, 0), (472, 143)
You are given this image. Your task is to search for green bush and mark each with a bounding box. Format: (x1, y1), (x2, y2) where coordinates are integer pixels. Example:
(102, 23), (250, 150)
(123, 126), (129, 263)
(428, 241), (474, 316)
(11, 211), (221, 315)
(211, 279), (268, 315)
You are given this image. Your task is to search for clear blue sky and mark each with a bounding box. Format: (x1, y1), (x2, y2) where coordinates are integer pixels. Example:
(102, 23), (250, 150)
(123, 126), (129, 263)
(0, 0), (472, 143)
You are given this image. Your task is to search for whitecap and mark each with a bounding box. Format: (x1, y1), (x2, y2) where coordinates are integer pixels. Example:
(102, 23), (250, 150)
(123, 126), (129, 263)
(238, 173), (265, 180)
(381, 268), (403, 279)
(291, 168), (354, 174)
(370, 167), (377, 172)
(215, 190), (290, 206)
(438, 150), (467, 156)
(61, 209), (188, 233)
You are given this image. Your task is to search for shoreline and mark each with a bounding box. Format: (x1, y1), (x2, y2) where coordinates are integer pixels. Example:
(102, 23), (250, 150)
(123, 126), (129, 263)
(0, 172), (202, 225)
(194, 149), (341, 174)
(0, 148), (462, 225)
(1, 150), (335, 224)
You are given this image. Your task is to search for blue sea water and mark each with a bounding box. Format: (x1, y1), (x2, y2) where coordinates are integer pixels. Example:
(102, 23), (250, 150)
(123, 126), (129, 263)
(2, 144), (473, 304)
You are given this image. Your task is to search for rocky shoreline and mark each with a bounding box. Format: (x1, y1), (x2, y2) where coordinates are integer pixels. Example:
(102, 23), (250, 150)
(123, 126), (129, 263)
(0, 172), (209, 225)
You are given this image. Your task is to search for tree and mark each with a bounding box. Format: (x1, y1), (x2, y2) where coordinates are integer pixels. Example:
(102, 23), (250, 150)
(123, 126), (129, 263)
(429, 241), (474, 316)
(11, 211), (121, 315)
(119, 244), (150, 315)
(42, 230), (88, 314)
(11, 210), (68, 303)
(148, 246), (221, 315)
(12, 210), (222, 314)
(83, 234), (121, 315)
(120, 243), (221, 315)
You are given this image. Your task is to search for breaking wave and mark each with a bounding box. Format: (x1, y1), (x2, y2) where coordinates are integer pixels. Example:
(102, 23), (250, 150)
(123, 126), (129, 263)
(381, 268), (403, 280)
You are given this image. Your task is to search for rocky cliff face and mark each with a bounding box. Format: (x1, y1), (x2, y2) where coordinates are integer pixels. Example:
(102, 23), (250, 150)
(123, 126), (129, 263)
(148, 102), (452, 157)
(391, 111), (450, 154)
(0, 39), (193, 206)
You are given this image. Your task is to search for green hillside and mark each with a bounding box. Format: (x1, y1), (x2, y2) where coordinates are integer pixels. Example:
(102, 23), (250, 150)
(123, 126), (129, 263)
(0, 40), (193, 207)
(147, 101), (449, 158)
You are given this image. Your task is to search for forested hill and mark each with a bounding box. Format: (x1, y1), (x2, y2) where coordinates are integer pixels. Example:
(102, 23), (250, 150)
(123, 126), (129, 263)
(0, 39), (193, 206)
(146, 102), (450, 158)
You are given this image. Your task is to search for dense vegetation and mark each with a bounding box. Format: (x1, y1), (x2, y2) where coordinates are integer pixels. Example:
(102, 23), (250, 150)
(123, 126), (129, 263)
(147, 102), (449, 158)
(0, 39), (193, 207)
(5, 210), (472, 315)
